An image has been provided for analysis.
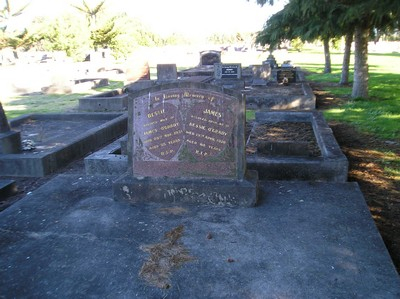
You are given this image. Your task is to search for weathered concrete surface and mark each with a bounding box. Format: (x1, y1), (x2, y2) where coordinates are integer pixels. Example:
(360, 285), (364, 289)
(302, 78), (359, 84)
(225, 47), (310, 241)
(113, 170), (259, 207)
(0, 113), (127, 177)
(0, 175), (399, 298)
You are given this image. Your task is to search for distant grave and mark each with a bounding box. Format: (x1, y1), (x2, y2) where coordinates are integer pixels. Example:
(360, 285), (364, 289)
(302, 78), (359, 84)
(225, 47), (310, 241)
(113, 82), (258, 206)
(157, 64), (178, 82)
(199, 50), (221, 66)
(213, 63), (244, 89)
(250, 64), (271, 86)
(277, 68), (297, 84)
(125, 60), (150, 84)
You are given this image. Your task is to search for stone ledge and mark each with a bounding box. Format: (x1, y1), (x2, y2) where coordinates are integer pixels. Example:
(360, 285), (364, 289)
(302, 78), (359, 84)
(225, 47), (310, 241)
(113, 170), (259, 207)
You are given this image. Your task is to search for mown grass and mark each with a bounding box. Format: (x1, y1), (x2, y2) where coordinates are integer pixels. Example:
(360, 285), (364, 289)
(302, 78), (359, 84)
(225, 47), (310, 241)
(289, 48), (399, 181)
(3, 93), (89, 119)
(296, 52), (400, 141)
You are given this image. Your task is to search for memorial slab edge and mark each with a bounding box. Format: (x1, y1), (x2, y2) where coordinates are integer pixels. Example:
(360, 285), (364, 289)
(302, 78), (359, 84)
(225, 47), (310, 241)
(113, 170), (259, 207)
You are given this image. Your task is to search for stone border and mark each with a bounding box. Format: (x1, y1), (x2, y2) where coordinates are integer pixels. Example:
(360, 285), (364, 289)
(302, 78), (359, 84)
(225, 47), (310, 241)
(84, 111), (348, 182)
(247, 111), (348, 182)
(0, 113), (127, 177)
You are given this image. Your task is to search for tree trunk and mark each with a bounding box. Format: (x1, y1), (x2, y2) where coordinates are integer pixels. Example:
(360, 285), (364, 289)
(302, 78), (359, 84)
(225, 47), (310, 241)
(323, 38), (331, 74)
(0, 101), (11, 133)
(340, 32), (353, 85)
(352, 24), (369, 98)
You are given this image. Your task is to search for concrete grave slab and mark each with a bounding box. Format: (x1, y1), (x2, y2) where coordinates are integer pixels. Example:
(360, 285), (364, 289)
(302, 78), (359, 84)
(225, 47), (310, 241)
(0, 174), (399, 298)
(0, 113), (127, 177)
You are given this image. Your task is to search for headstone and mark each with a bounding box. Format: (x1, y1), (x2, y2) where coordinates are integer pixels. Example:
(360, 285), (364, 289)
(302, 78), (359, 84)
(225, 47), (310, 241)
(251, 64), (271, 86)
(125, 61), (150, 84)
(113, 82), (258, 207)
(263, 54), (278, 69)
(157, 64), (178, 82)
(277, 68), (297, 84)
(199, 50), (221, 66)
(214, 63), (241, 80)
(213, 63), (244, 89)
(0, 102), (21, 154)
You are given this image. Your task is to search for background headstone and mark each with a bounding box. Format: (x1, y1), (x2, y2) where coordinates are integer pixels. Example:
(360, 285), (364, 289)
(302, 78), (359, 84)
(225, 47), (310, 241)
(251, 64), (271, 86)
(214, 63), (242, 80)
(125, 60), (150, 84)
(277, 68), (297, 84)
(157, 64), (178, 82)
(199, 50), (221, 66)
(213, 63), (244, 89)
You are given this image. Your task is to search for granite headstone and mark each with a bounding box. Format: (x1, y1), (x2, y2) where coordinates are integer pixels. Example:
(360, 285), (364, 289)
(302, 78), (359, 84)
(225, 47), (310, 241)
(113, 82), (258, 206)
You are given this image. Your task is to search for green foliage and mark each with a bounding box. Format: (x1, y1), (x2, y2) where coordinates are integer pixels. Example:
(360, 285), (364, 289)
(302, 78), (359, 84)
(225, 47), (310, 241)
(90, 17), (119, 50)
(290, 37), (303, 51)
(5, 28), (40, 50)
(35, 14), (91, 61)
(306, 71), (400, 140)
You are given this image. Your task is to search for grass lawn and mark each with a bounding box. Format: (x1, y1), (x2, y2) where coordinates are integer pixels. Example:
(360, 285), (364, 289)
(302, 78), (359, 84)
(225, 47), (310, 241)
(283, 47), (399, 182)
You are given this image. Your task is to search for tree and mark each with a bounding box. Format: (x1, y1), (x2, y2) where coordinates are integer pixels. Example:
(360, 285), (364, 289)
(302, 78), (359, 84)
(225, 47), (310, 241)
(0, 0), (29, 32)
(252, 0), (400, 98)
(72, 0), (106, 29)
(35, 14), (91, 60)
(339, 32), (353, 85)
(256, 0), (343, 73)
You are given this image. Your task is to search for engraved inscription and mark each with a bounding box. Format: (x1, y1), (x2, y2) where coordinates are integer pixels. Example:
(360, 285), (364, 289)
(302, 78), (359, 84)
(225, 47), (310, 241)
(133, 88), (239, 174)
(185, 102), (233, 159)
(137, 102), (183, 160)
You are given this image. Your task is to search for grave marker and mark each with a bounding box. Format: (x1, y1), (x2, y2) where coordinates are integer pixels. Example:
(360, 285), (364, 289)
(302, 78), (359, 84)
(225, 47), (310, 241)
(113, 82), (258, 206)
(214, 63), (241, 80)
(277, 68), (297, 84)
(157, 64), (178, 82)
(199, 50), (221, 66)
(251, 64), (271, 86)
(213, 63), (244, 89)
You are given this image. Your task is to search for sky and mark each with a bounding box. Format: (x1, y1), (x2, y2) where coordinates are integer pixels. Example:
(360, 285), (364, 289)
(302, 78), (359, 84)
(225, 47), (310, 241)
(8, 0), (284, 37)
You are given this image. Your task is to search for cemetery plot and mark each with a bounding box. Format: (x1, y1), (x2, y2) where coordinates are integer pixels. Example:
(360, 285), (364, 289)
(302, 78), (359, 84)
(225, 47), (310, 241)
(0, 113), (127, 176)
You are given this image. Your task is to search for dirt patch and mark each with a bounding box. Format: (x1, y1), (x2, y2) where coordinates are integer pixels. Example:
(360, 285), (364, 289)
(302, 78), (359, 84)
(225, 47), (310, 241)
(246, 121), (321, 157)
(139, 225), (195, 289)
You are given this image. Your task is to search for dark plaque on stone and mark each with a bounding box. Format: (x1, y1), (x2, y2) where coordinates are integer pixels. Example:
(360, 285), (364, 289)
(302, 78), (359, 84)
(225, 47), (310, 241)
(113, 82), (258, 206)
(214, 63), (242, 79)
(277, 68), (297, 83)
